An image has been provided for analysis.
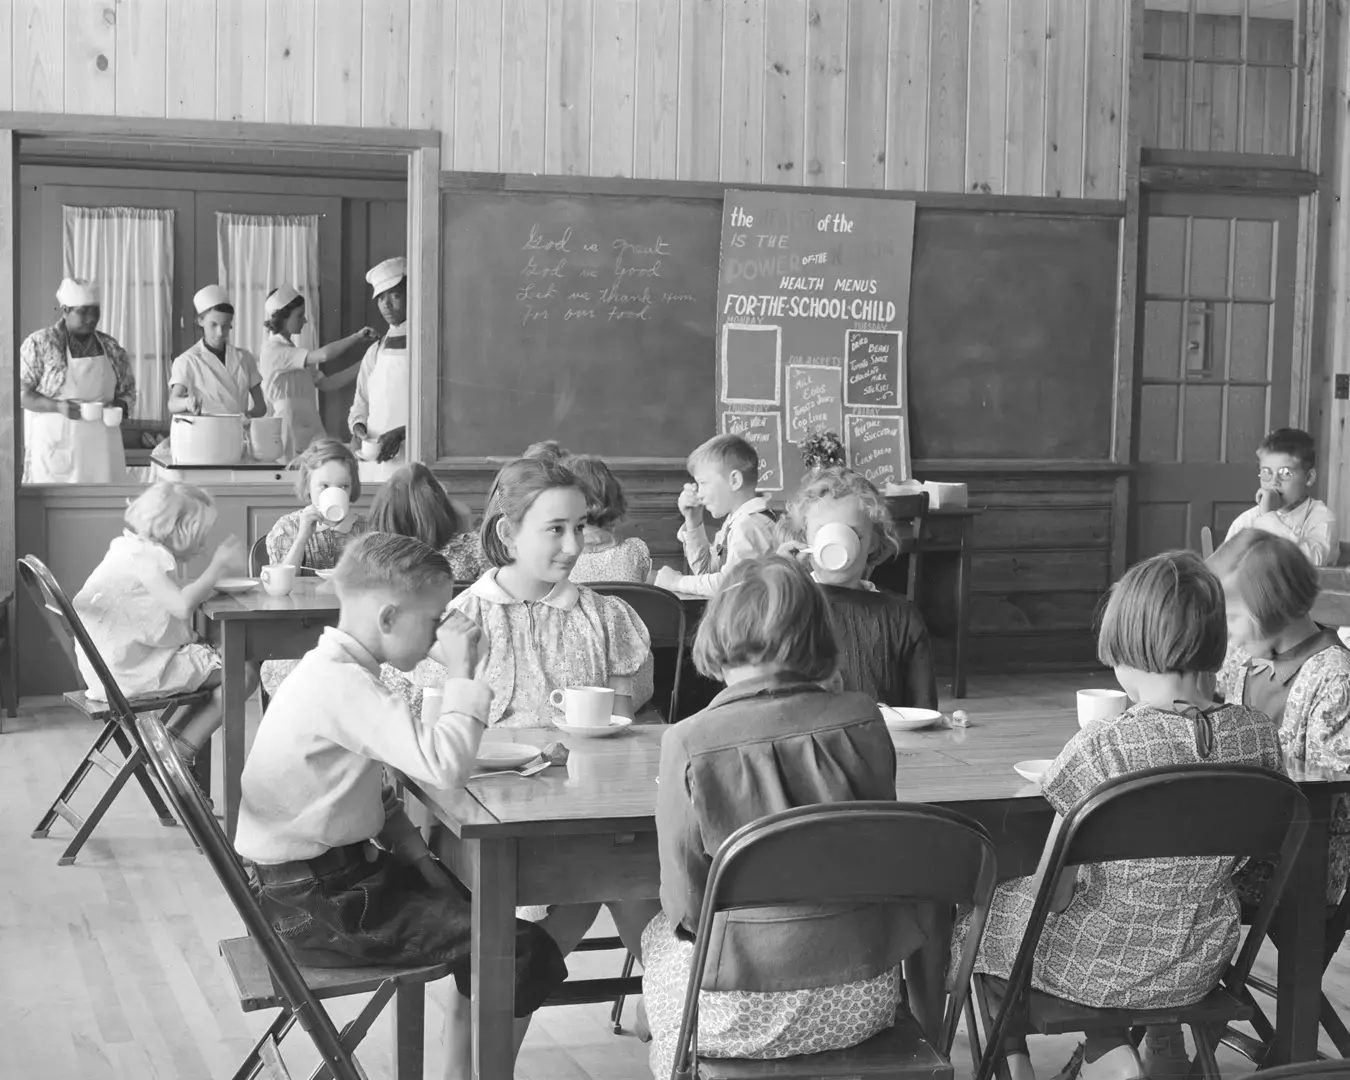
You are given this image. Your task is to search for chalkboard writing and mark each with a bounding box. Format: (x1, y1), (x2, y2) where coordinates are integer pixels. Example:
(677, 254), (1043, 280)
(786, 364), (843, 442)
(845, 414), (908, 486)
(722, 324), (782, 404)
(845, 329), (903, 409)
(724, 411), (784, 492)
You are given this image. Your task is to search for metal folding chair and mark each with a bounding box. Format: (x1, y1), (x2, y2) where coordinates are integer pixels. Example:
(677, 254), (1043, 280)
(19, 554), (208, 866)
(971, 765), (1309, 1080)
(670, 801), (998, 1080)
(590, 581), (687, 723)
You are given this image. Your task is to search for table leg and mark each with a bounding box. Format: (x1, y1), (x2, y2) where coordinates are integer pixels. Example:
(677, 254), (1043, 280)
(220, 620), (247, 841)
(953, 519), (973, 699)
(1271, 797), (1329, 1065)
(471, 837), (519, 1080)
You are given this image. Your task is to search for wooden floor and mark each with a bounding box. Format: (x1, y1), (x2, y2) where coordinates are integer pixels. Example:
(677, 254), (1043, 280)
(0, 672), (1336, 1078)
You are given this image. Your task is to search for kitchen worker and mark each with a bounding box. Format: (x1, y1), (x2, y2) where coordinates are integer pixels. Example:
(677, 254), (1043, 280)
(349, 256), (411, 463)
(19, 277), (131, 484)
(168, 285), (266, 417)
(258, 284), (377, 460)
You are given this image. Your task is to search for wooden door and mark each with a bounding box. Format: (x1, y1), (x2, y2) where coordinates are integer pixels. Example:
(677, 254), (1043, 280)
(1131, 191), (1299, 560)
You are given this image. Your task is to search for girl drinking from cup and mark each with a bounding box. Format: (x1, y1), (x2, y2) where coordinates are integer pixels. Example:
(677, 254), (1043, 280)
(962, 551), (1281, 1080)
(779, 468), (937, 709)
(266, 438), (368, 575)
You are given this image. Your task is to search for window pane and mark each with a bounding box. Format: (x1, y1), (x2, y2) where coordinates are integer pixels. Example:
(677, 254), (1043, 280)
(1183, 384), (1224, 463)
(1144, 302), (1185, 379)
(1226, 385), (1269, 464)
(1243, 65), (1295, 156)
(1189, 218), (1230, 298)
(1140, 384), (1181, 463)
(1229, 304), (1271, 382)
(1191, 12), (1243, 61)
(1233, 221), (1274, 300)
(1192, 62), (1243, 151)
(1151, 61), (1190, 149)
(1146, 217), (1188, 294)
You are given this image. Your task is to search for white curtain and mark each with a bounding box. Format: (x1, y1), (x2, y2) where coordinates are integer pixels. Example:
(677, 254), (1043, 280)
(63, 205), (174, 420)
(216, 213), (321, 359)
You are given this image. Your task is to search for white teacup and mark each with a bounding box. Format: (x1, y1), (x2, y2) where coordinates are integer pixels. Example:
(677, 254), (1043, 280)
(102, 405), (123, 427)
(1077, 688), (1128, 729)
(550, 686), (615, 728)
(260, 564), (296, 597)
(79, 400), (104, 421)
(317, 487), (350, 522)
(360, 438), (381, 462)
(812, 522), (862, 572)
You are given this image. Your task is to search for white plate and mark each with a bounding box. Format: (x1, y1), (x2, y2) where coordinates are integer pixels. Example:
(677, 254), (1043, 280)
(881, 706), (943, 732)
(551, 716), (633, 739)
(1014, 759), (1054, 784)
(315, 568), (336, 580)
(215, 577), (259, 594)
(474, 744), (540, 771)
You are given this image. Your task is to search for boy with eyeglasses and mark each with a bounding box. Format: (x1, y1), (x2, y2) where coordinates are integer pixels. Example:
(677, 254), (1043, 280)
(1223, 428), (1337, 566)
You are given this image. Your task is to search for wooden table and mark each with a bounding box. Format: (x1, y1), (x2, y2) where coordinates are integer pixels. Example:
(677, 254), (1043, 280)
(1314, 568), (1350, 627)
(412, 711), (1350, 1080)
(200, 578), (340, 838)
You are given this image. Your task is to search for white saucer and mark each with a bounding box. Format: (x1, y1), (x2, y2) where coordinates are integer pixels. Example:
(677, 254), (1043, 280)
(315, 568), (336, 580)
(215, 577), (259, 594)
(474, 744), (540, 771)
(551, 716), (633, 739)
(881, 706), (942, 732)
(1014, 759), (1054, 784)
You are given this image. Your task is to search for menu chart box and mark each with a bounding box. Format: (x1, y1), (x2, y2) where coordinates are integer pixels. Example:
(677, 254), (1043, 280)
(721, 324), (782, 405)
(723, 411), (784, 491)
(785, 364), (843, 443)
(844, 328), (903, 409)
(845, 413), (908, 485)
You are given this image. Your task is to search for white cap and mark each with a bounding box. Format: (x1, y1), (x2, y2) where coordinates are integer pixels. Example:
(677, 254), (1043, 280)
(193, 284), (231, 314)
(56, 277), (99, 307)
(264, 285), (303, 315)
(366, 256), (407, 298)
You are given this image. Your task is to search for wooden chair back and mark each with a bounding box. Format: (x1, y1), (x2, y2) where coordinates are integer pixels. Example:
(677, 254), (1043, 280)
(249, 536), (270, 577)
(885, 491), (931, 601)
(670, 802), (997, 1078)
(1201, 526), (1215, 559)
(975, 764), (1309, 1080)
(589, 582), (687, 722)
(136, 710), (367, 1080)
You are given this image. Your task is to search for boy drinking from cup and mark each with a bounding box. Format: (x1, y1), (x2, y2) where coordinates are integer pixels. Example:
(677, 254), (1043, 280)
(1223, 427), (1337, 566)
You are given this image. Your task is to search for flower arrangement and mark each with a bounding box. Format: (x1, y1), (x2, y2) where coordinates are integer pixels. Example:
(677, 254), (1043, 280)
(800, 430), (846, 471)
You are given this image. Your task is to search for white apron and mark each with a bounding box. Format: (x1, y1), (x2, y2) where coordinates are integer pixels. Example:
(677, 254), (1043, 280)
(276, 390), (326, 460)
(25, 348), (127, 484)
(366, 333), (410, 457)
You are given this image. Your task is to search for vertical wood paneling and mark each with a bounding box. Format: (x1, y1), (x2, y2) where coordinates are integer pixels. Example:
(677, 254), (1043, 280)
(1004, 0), (1047, 195)
(64, 0), (115, 116)
(114, 0), (166, 118)
(313, 0), (363, 126)
(762, 0), (807, 184)
(886, 0), (930, 190)
(362, 0), (410, 128)
(0, 0), (12, 111)
(845, 0), (889, 189)
(677, 0), (723, 180)
(217, 0), (267, 122)
(927, 0), (970, 192)
(452, 0), (501, 171)
(720, 0), (765, 183)
(966, 0), (1009, 194)
(13, 0), (64, 111)
(500, 0), (547, 173)
(1043, 0), (1086, 198)
(546, 0), (593, 175)
(633, 0), (680, 179)
(590, 0), (637, 176)
(804, 0), (848, 187)
(165, 0), (217, 119)
(409, 0), (455, 156)
(264, 0), (314, 125)
(1083, 0), (1125, 198)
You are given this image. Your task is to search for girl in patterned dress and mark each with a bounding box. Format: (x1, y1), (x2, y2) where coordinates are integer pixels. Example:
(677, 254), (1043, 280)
(566, 454), (653, 584)
(963, 551), (1282, 1080)
(367, 462), (489, 582)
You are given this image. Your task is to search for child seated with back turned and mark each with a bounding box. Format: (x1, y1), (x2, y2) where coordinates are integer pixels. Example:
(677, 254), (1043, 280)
(1224, 427), (1337, 566)
(566, 453), (652, 584)
(654, 433), (777, 596)
(234, 532), (567, 1080)
(368, 461), (489, 583)
(779, 467), (937, 709)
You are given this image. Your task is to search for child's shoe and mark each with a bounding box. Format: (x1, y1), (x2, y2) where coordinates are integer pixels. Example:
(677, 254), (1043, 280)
(1079, 1045), (1144, 1080)
(1141, 1028), (1193, 1079)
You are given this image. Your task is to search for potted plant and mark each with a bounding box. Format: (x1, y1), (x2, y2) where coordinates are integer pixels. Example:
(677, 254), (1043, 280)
(800, 430), (846, 472)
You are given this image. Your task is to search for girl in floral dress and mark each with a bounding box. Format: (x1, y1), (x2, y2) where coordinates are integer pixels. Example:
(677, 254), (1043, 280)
(565, 454), (653, 584)
(963, 551), (1282, 1080)
(367, 462), (488, 582)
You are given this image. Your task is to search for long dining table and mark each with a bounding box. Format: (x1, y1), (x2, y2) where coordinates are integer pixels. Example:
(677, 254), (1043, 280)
(408, 708), (1350, 1080)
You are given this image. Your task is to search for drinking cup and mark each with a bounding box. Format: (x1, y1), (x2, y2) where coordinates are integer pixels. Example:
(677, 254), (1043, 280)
(360, 438), (381, 462)
(1077, 688), (1128, 729)
(549, 686), (615, 728)
(260, 564), (296, 597)
(812, 522), (862, 572)
(102, 405), (123, 427)
(317, 487), (350, 522)
(79, 400), (104, 421)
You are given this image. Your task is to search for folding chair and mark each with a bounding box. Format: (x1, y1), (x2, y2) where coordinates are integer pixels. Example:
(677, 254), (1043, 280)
(19, 554), (209, 866)
(1258, 1062), (1350, 1080)
(971, 765), (1309, 1080)
(137, 710), (449, 1080)
(879, 492), (931, 603)
(249, 535), (270, 577)
(670, 801), (998, 1080)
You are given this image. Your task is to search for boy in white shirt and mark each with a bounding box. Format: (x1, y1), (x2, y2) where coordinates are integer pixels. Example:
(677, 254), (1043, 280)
(1224, 428), (1338, 567)
(234, 532), (567, 1063)
(654, 434), (778, 597)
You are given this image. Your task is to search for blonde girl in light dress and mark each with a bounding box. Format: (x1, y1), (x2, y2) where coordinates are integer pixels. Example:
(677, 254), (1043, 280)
(73, 481), (257, 766)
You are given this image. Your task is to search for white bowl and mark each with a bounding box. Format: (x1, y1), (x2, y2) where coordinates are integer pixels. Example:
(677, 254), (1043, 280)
(551, 716), (633, 739)
(215, 577), (259, 594)
(881, 706), (943, 732)
(1014, 759), (1054, 784)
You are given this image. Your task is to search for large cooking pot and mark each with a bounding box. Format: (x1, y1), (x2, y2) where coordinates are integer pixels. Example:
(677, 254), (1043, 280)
(248, 416), (285, 462)
(170, 413), (245, 465)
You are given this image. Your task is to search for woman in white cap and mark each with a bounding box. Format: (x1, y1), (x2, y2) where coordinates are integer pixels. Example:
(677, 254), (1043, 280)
(258, 285), (377, 459)
(349, 256), (410, 463)
(168, 285), (265, 417)
(19, 277), (132, 483)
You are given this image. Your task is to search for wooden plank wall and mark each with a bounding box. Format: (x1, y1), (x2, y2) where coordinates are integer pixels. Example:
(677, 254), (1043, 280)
(2, 0), (1129, 198)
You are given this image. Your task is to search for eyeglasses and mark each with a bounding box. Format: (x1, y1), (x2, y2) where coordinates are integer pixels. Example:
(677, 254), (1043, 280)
(1258, 467), (1300, 482)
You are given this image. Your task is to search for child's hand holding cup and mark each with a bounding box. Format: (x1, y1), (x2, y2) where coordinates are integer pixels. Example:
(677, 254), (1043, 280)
(677, 483), (704, 524)
(431, 609), (480, 679)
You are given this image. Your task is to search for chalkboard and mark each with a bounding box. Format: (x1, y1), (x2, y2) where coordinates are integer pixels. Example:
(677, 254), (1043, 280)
(846, 414), (907, 487)
(440, 192), (721, 457)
